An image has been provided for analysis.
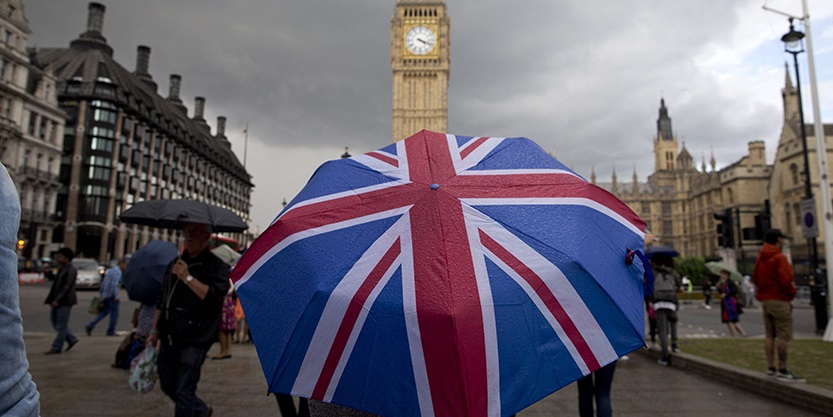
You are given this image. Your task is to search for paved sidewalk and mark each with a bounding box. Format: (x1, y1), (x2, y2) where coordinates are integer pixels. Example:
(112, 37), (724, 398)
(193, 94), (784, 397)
(24, 332), (830, 417)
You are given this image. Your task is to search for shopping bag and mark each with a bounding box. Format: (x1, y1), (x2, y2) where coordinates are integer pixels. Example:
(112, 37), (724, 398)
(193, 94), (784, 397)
(88, 297), (103, 314)
(128, 344), (158, 393)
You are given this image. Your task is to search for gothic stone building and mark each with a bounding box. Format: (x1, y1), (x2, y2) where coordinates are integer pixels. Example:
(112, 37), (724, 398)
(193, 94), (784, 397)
(28, 3), (252, 261)
(595, 70), (832, 276)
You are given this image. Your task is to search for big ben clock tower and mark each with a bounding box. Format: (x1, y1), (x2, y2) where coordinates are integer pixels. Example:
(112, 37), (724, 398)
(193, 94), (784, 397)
(391, 0), (450, 142)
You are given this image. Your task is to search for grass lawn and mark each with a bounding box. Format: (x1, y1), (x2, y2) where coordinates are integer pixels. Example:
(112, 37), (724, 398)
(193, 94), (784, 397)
(678, 338), (833, 391)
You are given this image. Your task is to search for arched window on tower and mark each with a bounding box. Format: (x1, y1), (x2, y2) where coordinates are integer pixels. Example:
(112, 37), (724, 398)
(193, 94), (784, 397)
(793, 203), (801, 227)
(789, 163), (799, 186)
(785, 203), (792, 235)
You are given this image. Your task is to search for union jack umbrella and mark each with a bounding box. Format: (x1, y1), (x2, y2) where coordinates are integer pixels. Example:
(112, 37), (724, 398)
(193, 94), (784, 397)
(232, 130), (648, 417)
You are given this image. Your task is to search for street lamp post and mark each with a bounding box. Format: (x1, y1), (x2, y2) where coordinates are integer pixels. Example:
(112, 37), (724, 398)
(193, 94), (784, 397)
(782, 18), (818, 272)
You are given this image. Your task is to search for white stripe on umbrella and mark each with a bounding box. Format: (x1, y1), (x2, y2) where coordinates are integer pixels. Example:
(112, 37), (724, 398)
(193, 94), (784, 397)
(292, 215), (408, 399)
(235, 206), (411, 290)
(467, 205), (619, 375)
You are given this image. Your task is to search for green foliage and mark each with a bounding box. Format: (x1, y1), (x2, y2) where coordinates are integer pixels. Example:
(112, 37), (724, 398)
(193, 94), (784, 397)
(674, 256), (707, 282)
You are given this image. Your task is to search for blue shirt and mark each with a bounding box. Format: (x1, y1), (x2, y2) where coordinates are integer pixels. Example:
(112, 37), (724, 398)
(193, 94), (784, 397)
(100, 266), (122, 300)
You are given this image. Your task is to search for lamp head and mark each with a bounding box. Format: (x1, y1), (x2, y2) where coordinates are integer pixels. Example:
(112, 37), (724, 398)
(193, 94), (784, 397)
(781, 18), (805, 55)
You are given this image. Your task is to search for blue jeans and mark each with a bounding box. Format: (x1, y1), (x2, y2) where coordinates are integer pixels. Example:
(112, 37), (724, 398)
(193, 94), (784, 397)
(158, 343), (210, 417)
(0, 161), (40, 415)
(87, 298), (119, 335)
(577, 361), (616, 417)
(50, 305), (78, 351)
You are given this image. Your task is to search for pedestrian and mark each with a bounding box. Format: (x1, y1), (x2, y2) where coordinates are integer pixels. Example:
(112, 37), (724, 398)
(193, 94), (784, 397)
(701, 275), (713, 309)
(43, 247), (79, 354)
(741, 274), (756, 307)
(645, 298), (657, 346)
(148, 222), (230, 416)
(717, 269), (748, 337)
(577, 361), (617, 417)
(752, 229), (804, 381)
(650, 253), (680, 366)
(233, 294), (248, 344)
(211, 283), (235, 360)
(85, 258), (127, 336)
(0, 161), (40, 416)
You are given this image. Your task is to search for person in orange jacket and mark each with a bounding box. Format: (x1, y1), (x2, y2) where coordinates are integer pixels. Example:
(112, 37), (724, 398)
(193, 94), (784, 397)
(752, 229), (803, 382)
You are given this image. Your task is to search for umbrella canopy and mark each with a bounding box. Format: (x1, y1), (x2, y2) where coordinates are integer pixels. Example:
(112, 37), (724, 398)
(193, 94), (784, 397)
(644, 245), (679, 259)
(231, 131), (648, 417)
(705, 261), (742, 282)
(123, 240), (178, 305)
(212, 244), (241, 266)
(119, 199), (248, 233)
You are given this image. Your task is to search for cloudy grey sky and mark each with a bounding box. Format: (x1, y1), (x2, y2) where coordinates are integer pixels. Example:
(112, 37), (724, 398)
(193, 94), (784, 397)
(23, 0), (833, 232)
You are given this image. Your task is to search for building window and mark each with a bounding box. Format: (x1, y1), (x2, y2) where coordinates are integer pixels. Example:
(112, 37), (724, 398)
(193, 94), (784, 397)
(727, 188), (734, 205)
(27, 112), (36, 135)
(39, 118), (48, 139)
(794, 203), (801, 226)
(93, 83), (116, 98)
(88, 155), (111, 181)
(90, 136), (114, 153)
(790, 164), (799, 186)
(785, 204), (792, 235)
(83, 185), (108, 217)
(93, 108), (117, 124)
(7, 5), (15, 18)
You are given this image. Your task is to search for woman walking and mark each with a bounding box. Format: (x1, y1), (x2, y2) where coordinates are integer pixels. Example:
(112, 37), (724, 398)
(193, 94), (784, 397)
(717, 269), (747, 337)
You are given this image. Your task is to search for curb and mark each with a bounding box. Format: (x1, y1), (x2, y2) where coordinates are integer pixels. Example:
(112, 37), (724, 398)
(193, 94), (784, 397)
(637, 347), (833, 416)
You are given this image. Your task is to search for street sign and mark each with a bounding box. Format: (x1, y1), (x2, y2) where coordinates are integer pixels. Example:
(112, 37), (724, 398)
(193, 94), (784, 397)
(801, 198), (819, 238)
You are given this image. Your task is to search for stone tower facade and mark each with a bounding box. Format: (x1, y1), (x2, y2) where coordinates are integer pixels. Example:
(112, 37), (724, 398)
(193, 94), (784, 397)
(391, 0), (449, 142)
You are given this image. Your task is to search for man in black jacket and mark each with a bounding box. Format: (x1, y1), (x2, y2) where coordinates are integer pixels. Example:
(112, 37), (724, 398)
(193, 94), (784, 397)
(44, 247), (79, 354)
(148, 222), (229, 417)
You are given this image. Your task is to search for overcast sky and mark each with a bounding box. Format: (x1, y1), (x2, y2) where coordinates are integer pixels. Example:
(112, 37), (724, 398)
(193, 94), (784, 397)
(23, 0), (833, 232)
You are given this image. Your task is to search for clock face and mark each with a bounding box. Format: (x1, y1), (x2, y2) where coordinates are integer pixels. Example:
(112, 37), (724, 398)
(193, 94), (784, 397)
(405, 26), (436, 55)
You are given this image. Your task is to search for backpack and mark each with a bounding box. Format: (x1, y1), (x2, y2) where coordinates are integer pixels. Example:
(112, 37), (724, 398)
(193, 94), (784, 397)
(653, 271), (677, 302)
(114, 331), (146, 369)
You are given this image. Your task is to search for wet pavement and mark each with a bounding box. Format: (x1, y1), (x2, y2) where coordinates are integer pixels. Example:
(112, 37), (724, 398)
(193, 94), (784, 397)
(24, 330), (831, 417)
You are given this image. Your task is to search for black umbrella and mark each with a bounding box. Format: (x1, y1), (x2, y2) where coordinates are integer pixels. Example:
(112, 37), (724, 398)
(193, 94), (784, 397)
(123, 240), (178, 305)
(119, 199), (248, 233)
(644, 244), (680, 259)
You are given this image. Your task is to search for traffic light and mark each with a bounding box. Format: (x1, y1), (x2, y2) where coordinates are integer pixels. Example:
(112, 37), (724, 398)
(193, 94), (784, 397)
(714, 210), (734, 248)
(754, 213), (771, 240)
(17, 239), (24, 250)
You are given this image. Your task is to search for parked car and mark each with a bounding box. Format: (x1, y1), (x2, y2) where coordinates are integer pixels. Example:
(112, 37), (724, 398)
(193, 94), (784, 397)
(73, 258), (105, 289)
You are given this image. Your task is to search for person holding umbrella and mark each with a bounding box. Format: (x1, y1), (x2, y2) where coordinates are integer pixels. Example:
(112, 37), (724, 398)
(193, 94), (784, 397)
(148, 222), (230, 417)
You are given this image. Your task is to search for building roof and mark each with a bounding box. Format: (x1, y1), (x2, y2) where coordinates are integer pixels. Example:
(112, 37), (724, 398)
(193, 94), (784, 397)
(28, 24), (251, 186)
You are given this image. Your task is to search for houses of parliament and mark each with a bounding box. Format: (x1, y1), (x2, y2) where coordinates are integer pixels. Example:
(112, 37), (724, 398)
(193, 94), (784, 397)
(390, 1), (832, 276)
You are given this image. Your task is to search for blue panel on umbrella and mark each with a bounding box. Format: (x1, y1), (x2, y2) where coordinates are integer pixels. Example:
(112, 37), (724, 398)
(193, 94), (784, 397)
(283, 160), (402, 215)
(464, 137), (580, 178)
(238, 214), (403, 392)
(471, 204), (645, 338)
(486, 257), (585, 414)
(332, 267), (421, 416)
